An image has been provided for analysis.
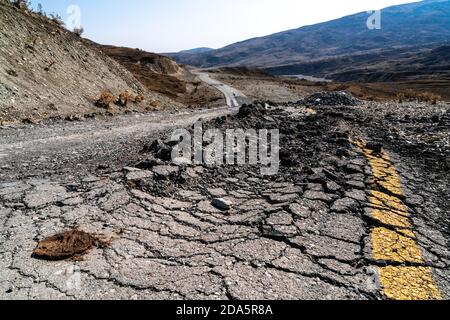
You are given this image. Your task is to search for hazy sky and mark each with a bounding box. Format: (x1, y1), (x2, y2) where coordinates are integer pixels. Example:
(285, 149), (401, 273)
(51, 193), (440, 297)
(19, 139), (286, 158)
(34, 0), (419, 53)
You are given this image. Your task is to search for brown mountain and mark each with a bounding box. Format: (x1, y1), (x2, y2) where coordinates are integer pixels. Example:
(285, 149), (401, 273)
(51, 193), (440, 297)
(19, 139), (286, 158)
(266, 44), (450, 82)
(167, 0), (450, 82)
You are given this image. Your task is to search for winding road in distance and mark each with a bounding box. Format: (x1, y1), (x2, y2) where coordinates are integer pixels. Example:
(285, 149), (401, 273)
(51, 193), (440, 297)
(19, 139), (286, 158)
(192, 69), (248, 108)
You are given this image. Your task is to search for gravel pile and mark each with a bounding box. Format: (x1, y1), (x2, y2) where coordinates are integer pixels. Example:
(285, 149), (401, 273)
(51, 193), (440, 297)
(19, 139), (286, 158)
(238, 101), (269, 118)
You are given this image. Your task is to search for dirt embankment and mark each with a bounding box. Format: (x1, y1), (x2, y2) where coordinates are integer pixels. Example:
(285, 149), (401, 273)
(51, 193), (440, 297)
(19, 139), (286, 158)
(94, 44), (225, 108)
(0, 2), (179, 125)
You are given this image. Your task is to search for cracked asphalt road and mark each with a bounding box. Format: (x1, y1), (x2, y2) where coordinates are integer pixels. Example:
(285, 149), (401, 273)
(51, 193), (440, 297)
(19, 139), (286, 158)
(0, 99), (449, 300)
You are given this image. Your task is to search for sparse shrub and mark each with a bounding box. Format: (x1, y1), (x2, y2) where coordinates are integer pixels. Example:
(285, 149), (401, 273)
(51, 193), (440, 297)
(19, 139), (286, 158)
(36, 3), (43, 14)
(49, 13), (64, 26)
(117, 91), (135, 107)
(73, 26), (84, 37)
(146, 100), (159, 110)
(134, 94), (145, 103)
(11, 0), (31, 10)
(96, 91), (115, 109)
(149, 100), (159, 108)
(396, 93), (406, 103)
(417, 92), (440, 105)
(397, 90), (440, 104)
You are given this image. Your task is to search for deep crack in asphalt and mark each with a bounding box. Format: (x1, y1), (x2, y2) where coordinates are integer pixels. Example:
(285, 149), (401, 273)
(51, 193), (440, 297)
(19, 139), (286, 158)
(0, 100), (449, 300)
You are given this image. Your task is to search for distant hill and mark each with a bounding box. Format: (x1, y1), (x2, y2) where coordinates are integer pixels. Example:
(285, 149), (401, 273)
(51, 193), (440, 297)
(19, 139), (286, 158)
(166, 0), (450, 82)
(172, 47), (214, 55)
(165, 47), (214, 61)
(329, 44), (450, 82)
(266, 44), (450, 82)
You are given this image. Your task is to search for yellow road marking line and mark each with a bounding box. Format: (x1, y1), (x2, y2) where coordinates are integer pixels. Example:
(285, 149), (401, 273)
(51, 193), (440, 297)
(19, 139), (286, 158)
(380, 266), (442, 301)
(353, 140), (442, 300)
(371, 227), (422, 263)
(371, 209), (411, 229)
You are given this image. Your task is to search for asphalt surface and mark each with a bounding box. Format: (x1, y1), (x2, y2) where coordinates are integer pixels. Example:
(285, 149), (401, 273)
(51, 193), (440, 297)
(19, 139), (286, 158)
(0, 91), (448, 300)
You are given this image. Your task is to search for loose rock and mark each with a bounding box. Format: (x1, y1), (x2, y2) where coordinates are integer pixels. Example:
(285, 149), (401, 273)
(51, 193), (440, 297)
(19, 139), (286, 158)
(211, 198), (233, 211)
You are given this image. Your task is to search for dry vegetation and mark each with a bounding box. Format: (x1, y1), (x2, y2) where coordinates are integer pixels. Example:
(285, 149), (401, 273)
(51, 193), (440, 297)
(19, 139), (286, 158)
(324, 82), (447, 103)
(6, 0), (66, 27)
(96, 91), (146, 109)
(95, 91), (116, 109)
(134, 94), (145, 103)
(396, 90), (441, 104)
(118, 91), (135, 107)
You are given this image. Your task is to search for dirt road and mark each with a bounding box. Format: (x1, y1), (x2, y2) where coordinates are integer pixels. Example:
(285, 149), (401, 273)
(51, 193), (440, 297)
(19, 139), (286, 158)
(192, 70), (248, 107)
(0, 107), (236, 180)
